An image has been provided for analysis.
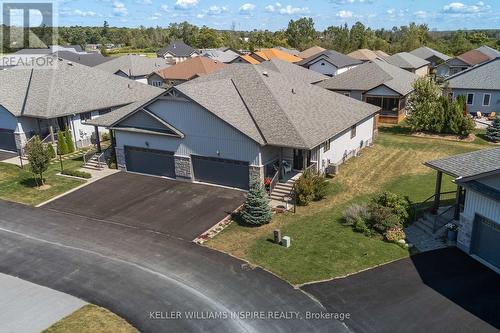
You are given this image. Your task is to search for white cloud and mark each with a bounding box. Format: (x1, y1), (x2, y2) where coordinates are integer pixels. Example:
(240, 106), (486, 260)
(175, 0), (198, 10)
(208, 5), (228, 15)
(336, 10), (353, 18)
(332, 0), (372, 4)
(414, 10), (427, 18)
(160, 4), (169, 12)
(196, 13), (205, 18)
(149, 12), (161, 19)
(73, 9), (97, 17)
(239, 3), (256, 13)
(113, 1), (128, 16)
(265, 2), (281, 12)
(442, 2), (488, 14)
(136, 0), (152, 4)
(279, 5), (309, 15)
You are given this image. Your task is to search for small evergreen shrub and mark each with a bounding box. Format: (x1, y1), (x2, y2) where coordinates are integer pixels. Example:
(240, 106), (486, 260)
(312, 173), (329, 201)
(64, 127), (75, 153)
(241, 177), (273, 226)
(485, 116), (500, 142)
(57, 130), (68, 155)
(101, 132), (110, 141)
(46, 143), (56, 159)
(61, 169), (92, 179)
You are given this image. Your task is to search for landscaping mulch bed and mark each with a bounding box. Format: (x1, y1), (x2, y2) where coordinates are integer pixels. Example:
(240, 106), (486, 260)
(412, 132), (476, 142)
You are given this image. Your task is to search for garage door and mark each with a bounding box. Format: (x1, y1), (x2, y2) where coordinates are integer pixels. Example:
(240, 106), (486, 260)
(471, 215), (500, 270)
(125, 146), (175, 178)
(0, 129), (16, 152)
(192, 155), (249, 190)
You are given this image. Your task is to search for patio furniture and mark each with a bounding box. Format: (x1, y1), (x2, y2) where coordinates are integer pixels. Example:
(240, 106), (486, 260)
(475, 111), (483, 119)
(488, 112), (497, 121)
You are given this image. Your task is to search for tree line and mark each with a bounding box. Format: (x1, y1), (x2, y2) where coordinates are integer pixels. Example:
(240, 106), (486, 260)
(2, 18), (499, 55)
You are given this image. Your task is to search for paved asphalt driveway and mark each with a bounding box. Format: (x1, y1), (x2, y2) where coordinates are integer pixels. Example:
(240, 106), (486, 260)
(0, 200), (348, 333)
(302, 247), (500, 333)
(43, 172), (246, 240)
(0, 150), (16, 161)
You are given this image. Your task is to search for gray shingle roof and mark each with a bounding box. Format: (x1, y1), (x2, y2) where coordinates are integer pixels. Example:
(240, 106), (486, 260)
(445, 57), (500, 90)
(94, 63), (379, 149)
(425, 147), (500, 180)
(157, 40), (197, 58)
(199, 48), (240, 63)
(410, 46), (451, 62)
(0, 58), (163, 119)
(275, 46), (300, 56)
(476, 45), (500, 59)
(385, 52), (430, 70)
(54, 51), (112, 67)
(258, 58), (328, 84)
(297, 50), (363, 69)
(317, 59), (419, 96)
(94, 55), (171, 77)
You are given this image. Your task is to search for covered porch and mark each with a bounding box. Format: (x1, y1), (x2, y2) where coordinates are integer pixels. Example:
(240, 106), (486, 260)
(364, 95), (407, 124)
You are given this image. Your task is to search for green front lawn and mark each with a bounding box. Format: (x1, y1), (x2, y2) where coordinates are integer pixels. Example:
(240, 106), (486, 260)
(0, 155), (85, 206)
(207, 125), (493, 285)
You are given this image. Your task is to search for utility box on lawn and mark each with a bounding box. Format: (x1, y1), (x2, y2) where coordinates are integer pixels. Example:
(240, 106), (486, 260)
(282, 236), (291, 248)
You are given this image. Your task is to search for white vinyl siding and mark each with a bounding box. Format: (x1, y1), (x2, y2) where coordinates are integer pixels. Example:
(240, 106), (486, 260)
(463, 190), (500, 227)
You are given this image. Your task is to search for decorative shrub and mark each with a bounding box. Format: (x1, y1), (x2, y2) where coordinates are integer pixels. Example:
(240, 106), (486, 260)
(46, 143), (56, 159)
(241, 176), (273, 226)
(293, 170), (329, 206)
(57, 130), (68, 155)
(64, 127), (75, 153)
(370, 191), (411, 227)
(61, 169), (92, 179)
(485, 116), (500, 143)
(384, 227), (406, 242)
(312, 173), (329, 201)
(25, 136), (51, 186)
(343, 203), (371, 225)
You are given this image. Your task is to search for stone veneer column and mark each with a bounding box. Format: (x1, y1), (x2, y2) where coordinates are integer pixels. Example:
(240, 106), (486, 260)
(457, 213), (473, 252)
(249, 166), (264, 185)
(115, 147), (126, 171)
(174, 156), (192, 179)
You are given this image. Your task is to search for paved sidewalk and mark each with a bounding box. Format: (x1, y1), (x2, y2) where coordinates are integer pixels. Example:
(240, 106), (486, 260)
(0, 273), (86, 333)
(405, 225), (448, 252)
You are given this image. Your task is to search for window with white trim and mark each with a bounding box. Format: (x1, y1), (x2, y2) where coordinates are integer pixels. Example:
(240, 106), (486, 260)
(324, 139), (331, 152)
(466, 93), (474, 105)
(483, 93), (491, 106)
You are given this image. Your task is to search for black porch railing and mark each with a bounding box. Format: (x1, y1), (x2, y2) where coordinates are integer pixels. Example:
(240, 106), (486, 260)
(411, 190), (457, 223)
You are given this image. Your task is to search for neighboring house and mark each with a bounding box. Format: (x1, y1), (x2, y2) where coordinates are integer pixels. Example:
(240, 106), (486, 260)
(436, 46), (500, 78)
(425, 147), (500, 272)
(410, 46), (451, 67)
(230, 54), (261, 64)
(318, 59), (419, 124)
(88, 64), (379, 191)
(13, 45), (84, 55)
(0, 59), (161, 152)
(199, 48), (240, 63)
(259, 58), (328, 84)
(445, 57), (500, 116)
(148, 56), (226, 88)
(275, 46), (300, 56)
(297, 50), (363, 77)
(94, 55), (171, 84)
(250, 48), (302, 63)
(347, 49), (388, 62)
(298, 46), (326, 59)
(156, 40), (199, 63)
(385, 52), (430, 77)
(53, 51), (112, 67)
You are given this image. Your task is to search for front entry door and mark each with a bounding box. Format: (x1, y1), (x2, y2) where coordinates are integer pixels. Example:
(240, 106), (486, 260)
(293, 149), (311, 170)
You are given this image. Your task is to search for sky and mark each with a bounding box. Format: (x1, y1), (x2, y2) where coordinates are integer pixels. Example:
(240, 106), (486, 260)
(4, 0), (500, 31)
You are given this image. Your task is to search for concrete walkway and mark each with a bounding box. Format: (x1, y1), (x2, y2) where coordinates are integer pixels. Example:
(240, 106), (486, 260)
(0, 273), (86, 333)
(405, 225), (448, 252)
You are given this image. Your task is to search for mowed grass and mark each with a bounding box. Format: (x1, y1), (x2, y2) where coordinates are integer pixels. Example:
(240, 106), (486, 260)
(0, 155), (85, 206)
(206, 126), (493, 284)
(43, 305), (138, 333)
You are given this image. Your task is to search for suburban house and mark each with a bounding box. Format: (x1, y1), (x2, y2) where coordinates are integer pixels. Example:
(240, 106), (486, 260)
(410, 46), (450, 67)
(0, 59), (162, 152)
(425, 147), (500, 272)
(156, 40), (199, 63)
(94, 55), (171, 84)
(230, 54), (261, 64)
(445, 57), (500, 117)
(199, 48), (240, 63)
(436, 45), (500, 78)
(318, 59), (419, 124)
(385, 52), (430, 77)
(249, 48), (302, 63)
(88, 63), (379, 192)
(297, 46), (326, 59)
(259, 58), (328, 84)
(297, 50), (363, 77)
(14, 45), (85, 55)
(347, 49), (389, 62)
(147, 56), (226, 88)
(275, 46), (300, 56)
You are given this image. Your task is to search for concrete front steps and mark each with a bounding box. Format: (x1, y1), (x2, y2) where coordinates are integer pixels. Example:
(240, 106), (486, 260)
(82, 155), (105, 170)
(406, 206), (454, 252)
(269, 172), (302, 201)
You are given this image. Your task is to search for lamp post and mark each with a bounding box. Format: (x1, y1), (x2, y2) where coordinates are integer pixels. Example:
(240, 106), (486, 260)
(57, 145), (64, 172)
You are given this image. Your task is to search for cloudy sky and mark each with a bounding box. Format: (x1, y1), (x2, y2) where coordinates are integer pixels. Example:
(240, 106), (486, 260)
(9, 0), (500, 30)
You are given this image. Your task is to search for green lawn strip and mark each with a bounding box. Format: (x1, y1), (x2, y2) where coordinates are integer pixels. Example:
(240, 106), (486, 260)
(43, 304), (138, 333)
(247, 196), (408, 285)
(0, 156), (85, 206)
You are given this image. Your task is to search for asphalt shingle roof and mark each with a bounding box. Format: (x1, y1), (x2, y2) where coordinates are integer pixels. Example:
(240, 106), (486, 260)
(93, 63), (378, 149)
(410, 47), (451, 62)
(298, 46), (326, 59)
(259, 58), (329, 84)
(385, 52), (430, 70)
(157, 40), (197, 58)
(317, 59), (419, 96)
(153, 56), (226, 81)
(347, 49), (385, 61)
(476, 45), (500, 59)
(54, 51), (112, 67)
(297, 50), (363, 69)
(199, 48), (240, 63)
(425, 147), (500, 180)
(445, 57), (500, 90)
(0, 59), (163, 119)
(94, 55), (171, 77)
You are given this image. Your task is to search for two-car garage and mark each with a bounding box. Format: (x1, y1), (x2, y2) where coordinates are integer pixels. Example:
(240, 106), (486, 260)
(124, 146), (250, 190)
(0, 129), (16, 152)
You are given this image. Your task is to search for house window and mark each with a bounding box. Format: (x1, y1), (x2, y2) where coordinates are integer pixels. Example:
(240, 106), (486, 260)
(351, 125), (357, 139)
(466, 93), (474, 105)
(483, 93), (491, 106)
(344, 92), (350, 97)
(321, 62), (325, 66)
(151, 81), (163, 87)
(80, 112), (92, 121)
(324, 139), (331, 152)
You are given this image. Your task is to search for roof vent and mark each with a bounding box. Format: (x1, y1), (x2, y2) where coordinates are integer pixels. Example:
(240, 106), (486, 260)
(128, 83), (131, 89)
(67, 62), (73, 66)
(292, 88), (296, 94)
(262, 71), (269, 77)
